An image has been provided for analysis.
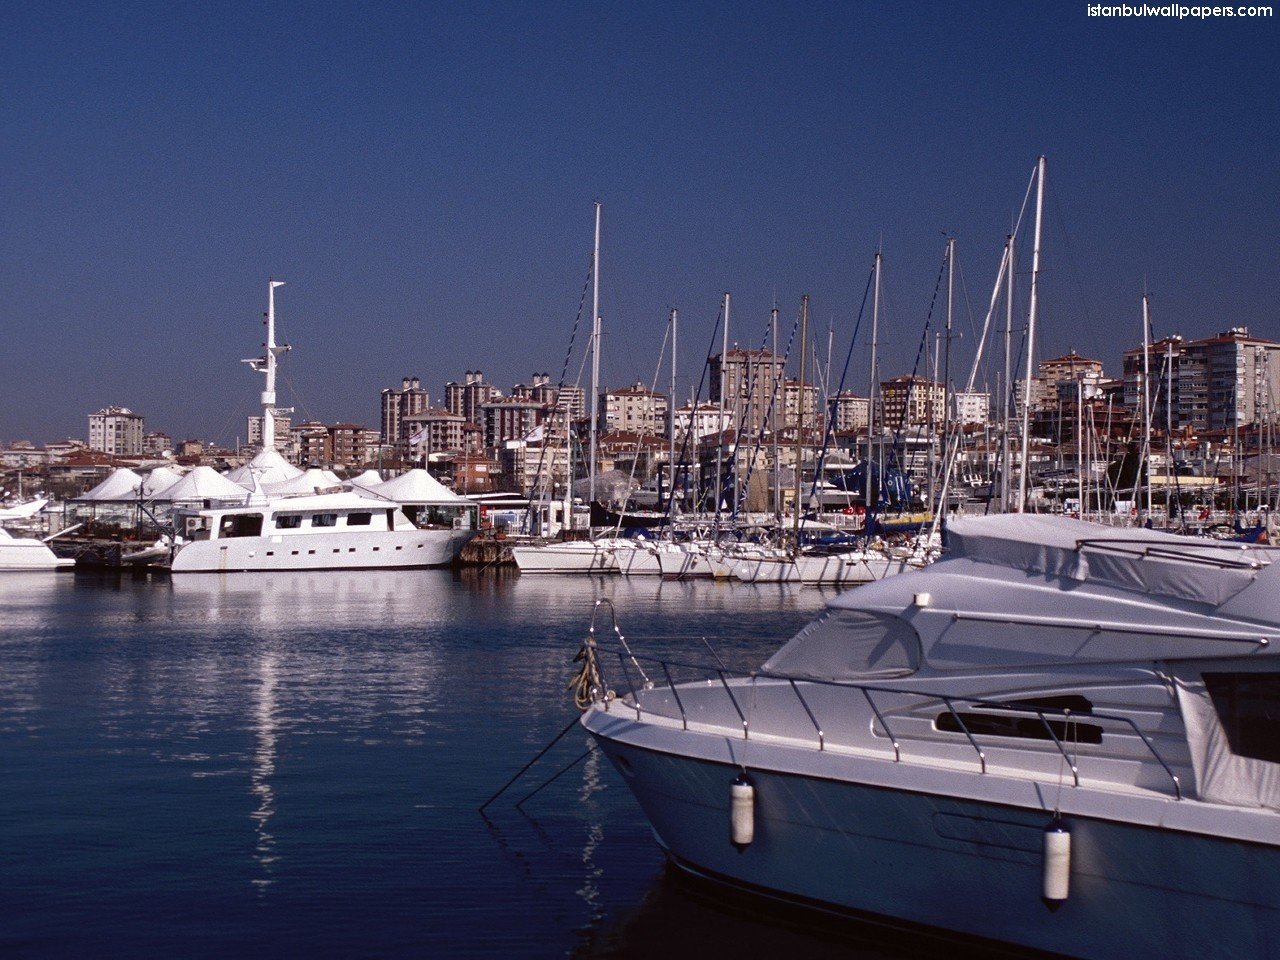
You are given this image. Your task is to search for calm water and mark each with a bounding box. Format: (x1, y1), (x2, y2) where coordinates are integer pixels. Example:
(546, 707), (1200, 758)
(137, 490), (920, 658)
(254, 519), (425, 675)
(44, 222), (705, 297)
(0, 569), (932, 958)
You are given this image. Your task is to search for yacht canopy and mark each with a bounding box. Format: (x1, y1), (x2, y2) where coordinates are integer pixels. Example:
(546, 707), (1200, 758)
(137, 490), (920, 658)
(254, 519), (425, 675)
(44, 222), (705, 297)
(224, 448), (304, 486)
(945, 514), (1271, 607)
(78, 468), (144, 501)
(159, 466), (251, 503)
(765, 515), (1280, 681)
(363, 469), (468, 504)
(263, 468), (343, 497)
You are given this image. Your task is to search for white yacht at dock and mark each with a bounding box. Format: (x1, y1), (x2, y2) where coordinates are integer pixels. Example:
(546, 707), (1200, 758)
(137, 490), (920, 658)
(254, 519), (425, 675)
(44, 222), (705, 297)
(580, 514), (1280, 959)
(0, 499), (73, 571)
(170, 489), (475, 573)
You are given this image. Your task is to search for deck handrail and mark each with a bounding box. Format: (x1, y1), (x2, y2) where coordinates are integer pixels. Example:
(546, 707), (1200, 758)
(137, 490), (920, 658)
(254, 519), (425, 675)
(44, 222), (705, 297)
(596, 646), (1181, 800)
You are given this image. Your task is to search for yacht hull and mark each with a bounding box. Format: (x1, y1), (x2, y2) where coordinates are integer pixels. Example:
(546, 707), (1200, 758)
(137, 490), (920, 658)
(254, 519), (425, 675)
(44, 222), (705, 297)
(0, 541), (74, 571)
(511, 542), (619, 574)
(735, 552), (915, 584)
(170, 528), (473, 572)
(588, 733), (1280, 960)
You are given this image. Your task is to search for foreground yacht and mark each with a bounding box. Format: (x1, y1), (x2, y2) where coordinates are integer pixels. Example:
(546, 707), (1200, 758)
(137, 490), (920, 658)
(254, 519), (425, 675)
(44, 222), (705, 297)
(581, 514), (1280, 958)
(170, 492), (476, 573)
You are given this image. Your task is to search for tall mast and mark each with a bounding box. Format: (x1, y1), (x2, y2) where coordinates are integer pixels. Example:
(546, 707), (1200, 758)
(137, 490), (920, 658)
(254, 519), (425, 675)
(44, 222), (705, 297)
(244, 279), (291, 453)
(668, 309), (678, 518)
(942, 237), (954, 517)
(714, 292), (730, 531)
(865, 252), (881, 519)
(771, 305), (780, 522)
(1018, 156), (1046, 512)
(1001, 235), (1014, 510)
(1141, 293), (1152, 521)
(793, 295), (809, 542)
(588, 201), (602, 514)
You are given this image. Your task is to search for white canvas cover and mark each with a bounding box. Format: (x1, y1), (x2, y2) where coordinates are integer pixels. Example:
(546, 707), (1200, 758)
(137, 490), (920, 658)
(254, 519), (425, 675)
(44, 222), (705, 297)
(224, 448), (304, 486)
(79, 468), (144, 501)
(263, 468), (343, 497)
(1171, 664), (1280, 811)
(159, 466), (251, 502)
(365, 469), (466, 504)
(761, 609), (921, 681)
(946, 514), (1266, 607)
(142, 466), (185, 499)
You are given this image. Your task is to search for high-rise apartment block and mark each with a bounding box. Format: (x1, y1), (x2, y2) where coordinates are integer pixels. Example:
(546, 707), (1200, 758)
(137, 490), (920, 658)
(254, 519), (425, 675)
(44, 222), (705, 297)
(88, 406), (144, 456)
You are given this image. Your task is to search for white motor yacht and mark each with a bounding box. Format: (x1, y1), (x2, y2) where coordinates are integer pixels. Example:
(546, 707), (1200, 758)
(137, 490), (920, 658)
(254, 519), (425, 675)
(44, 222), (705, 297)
(581, 514), (1280, 958)
(170, 492), (476, 573)
(0, 527), (74, 571)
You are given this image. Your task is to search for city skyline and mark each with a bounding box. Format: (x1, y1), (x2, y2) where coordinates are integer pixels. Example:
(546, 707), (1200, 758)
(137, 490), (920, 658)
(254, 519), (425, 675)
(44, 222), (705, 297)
(2, 3), (1276, 443)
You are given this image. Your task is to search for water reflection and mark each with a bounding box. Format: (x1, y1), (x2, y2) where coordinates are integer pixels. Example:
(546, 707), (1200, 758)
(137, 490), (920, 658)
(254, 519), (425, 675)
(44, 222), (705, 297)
(250, 651), (279, 892)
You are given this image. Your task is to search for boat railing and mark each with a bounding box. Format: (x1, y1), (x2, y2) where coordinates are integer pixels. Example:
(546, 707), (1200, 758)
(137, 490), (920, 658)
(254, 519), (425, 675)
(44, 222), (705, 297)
(596, 646), (1182, 800)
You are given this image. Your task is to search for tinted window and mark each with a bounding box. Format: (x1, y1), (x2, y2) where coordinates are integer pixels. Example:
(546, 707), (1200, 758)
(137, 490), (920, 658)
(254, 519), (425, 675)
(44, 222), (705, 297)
(936, 709), (1103, 745)
(311, 514), (338, 528)
(1204, 673), (1280, 763)
(346, 512), (372, 526)
(276, 514), (303, 529)
(219, 514), (264, 538)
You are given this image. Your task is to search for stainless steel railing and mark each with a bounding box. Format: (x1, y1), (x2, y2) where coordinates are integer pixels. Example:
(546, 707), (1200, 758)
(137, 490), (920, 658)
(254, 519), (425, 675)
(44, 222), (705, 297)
(594, 646), (1182, 800)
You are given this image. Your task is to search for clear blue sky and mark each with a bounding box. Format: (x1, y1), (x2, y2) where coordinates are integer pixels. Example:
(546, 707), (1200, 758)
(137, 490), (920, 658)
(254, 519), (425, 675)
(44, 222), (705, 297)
(2, 1), (1276, 443)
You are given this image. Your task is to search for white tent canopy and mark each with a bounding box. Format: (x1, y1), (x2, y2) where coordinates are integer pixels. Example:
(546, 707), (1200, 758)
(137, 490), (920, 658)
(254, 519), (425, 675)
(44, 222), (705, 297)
(142, 466), (186, 499)
(78, 468), (144, 502)
(263, 468), (344, 497)
(364, 468), (468, 504)
(345, 469), (384, 492)
(224, 448), (304, 487)
(158, 466), (251, 503)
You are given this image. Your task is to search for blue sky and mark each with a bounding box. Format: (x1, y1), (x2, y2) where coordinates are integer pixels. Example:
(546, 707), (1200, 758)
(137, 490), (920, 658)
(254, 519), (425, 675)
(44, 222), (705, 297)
(2, 1), (1276, 443)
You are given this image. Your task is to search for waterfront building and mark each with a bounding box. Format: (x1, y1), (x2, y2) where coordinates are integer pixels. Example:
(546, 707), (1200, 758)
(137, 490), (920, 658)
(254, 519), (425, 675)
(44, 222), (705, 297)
(1180, 328), (1280, 433)
(380, 377), (431, 456)
(88, 406), (144, 456)
(599, 382), (668, 435)
(246, 414), (292, 452)
(953, 391), (991, 426)
(710, 348), (787, 436)
(445, 371), (502, 427)
(782, 379), (822, 431)
(481, 397), (547, 450)
(430, 451), (499, 494)
(879, 377), (944, 430)
(499, 440), (571, 497)
(292, 421), (332, 466)
(671, 402), (731, 444)
(831, 392), (870, 432)
(404, 409), (468, 461)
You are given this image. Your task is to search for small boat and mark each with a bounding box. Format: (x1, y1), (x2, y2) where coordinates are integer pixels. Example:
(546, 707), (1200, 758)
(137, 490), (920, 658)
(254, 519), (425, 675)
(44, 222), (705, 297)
(581, 513), (1280, 958)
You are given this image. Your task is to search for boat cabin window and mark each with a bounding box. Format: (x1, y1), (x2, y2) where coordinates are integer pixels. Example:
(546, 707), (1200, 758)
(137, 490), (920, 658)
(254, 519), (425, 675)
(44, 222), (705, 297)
(310, 513), (338, 528)
(275, 514), (304, 530)
(936, 701), (1103, 745)
(1204, 673), (1280, 764)
(219, 513), (264, 539)
(346, 512), (372, 527)
(401, 505), (467, 529)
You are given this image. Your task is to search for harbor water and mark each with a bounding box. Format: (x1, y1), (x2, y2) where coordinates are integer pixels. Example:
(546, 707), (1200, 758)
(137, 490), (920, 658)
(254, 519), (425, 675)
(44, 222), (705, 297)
(1, 570), (936, 958)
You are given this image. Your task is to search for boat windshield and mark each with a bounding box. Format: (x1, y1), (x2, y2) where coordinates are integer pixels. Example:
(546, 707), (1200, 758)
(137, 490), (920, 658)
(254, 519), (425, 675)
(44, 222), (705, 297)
(762, 609), (921, 682)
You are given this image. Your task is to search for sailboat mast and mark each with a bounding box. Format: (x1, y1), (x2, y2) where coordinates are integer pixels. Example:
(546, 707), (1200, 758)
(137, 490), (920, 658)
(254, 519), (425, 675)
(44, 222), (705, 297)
(793, 295), (809, 542)
(865, 252), (881, 520)
(589, 201), (602, 516)
(771, 305), (780, 522)
(942, 238), (954, 517)
(1141, 293), (1152, 521)
(668, 309), (678, 516)
(1001, 235), (1014, 510)
(1018, 156), (1046, 512)
(714, 292), (730, 531)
